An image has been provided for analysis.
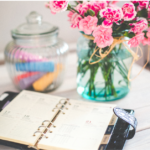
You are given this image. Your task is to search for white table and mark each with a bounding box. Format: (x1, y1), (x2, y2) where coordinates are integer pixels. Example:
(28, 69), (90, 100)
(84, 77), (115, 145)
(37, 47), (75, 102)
(0, 51), (150, 150)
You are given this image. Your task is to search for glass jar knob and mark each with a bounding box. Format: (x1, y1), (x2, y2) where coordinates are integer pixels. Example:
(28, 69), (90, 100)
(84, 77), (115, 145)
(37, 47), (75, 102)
(26, 11), (42, 24)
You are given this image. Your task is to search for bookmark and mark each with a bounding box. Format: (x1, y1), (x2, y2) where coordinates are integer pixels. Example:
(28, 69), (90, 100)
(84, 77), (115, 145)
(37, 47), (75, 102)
(16, 62), (55, 72)
(32, 64), (62, 91)
(19, 72), (46, 90)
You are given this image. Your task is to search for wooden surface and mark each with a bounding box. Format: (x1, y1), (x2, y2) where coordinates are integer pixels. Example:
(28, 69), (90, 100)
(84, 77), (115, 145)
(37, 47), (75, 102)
(0, 51), (150, 149)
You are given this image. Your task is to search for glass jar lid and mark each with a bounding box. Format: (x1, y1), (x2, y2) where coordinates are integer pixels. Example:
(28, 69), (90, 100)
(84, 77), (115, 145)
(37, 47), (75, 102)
(11, 11), (58, 38)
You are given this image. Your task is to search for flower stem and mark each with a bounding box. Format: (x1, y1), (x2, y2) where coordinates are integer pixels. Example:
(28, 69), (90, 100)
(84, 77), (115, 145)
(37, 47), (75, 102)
(67, 4), (83, 18)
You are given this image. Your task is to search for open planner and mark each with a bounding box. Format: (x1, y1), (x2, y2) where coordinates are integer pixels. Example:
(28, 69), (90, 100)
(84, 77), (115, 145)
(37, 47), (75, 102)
(0, 90), (137, 150)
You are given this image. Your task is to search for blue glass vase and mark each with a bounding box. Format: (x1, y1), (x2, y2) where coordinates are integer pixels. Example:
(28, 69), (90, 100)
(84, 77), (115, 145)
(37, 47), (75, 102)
(76, 35), (132, 102)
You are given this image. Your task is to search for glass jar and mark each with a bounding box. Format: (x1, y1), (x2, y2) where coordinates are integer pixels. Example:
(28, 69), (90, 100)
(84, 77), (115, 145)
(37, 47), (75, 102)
(76, 35), (132, 102)
(4, 11), (68, 92)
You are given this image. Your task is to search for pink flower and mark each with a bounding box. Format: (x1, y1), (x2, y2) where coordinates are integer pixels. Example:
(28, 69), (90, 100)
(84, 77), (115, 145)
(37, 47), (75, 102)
(76, 1), (107, 16)
(142, 38), (150, 45)
(112, 1), (119, 5)
(139, 1), (149, 9)
(90, 1), (107, 15)
(142, 28), (150, 45)
(136, 1), (149, 11)
(146, 28), (150, 38)
(131, 0), (139, 4)
(79, 16), (98, 35)
(46, 1), (68, 14)
(130, 18), (148, 34)
(68, 12), (82, 28)
(107, 1), (119, 6)
(100, 7), (123, 27)
(122, 3), (136, 21)
(93, 25), (113, 48)
(76, 2), (90, 16)
(128, 33), (144, 47)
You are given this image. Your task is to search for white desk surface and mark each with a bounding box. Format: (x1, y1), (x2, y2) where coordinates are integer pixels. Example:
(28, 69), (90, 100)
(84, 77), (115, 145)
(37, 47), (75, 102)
(0, 51), (150, 150)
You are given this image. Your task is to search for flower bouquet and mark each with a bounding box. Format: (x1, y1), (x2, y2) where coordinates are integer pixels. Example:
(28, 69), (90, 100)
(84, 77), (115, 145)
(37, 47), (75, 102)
(46, 1), (150, 101)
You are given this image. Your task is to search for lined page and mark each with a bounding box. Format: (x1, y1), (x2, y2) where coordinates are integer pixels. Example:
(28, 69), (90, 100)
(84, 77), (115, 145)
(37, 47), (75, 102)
(0, 90), (60, 146)
(38, 99), (116, 150)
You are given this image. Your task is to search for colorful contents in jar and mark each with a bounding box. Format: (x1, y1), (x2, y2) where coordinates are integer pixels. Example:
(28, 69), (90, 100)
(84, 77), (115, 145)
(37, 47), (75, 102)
(12, 50), (62, 92)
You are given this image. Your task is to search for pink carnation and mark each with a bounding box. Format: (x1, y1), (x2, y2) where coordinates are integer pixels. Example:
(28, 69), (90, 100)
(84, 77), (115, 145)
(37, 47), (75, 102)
(68, 12), (82, 28)
(76, 1), (107, 16)
(100, 7), (123, 27)
(139, 1), (149, 9)
(146, 28), (150, 38)
(142, 28), (150, 45)
(93, 25), (113, 48)
(46, 1), (68, 14)
(79, 16), (98, 35)
(142, 38), (150, 45)
(76, 2), (89, 16)
(122, 3), (136, 21)
(112, 1), (119, 5)
(131, 0), (139, 4)
(130, 19), (148, 34)
(90, 1), (107, 15)
(128, 33), (144, 47)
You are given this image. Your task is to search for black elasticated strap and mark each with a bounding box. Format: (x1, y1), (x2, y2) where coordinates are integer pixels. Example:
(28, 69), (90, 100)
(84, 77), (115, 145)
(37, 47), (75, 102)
(113, 107), (138, 139)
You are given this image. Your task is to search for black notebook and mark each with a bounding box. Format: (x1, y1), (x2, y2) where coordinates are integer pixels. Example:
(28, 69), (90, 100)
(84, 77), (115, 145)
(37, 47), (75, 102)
(0, 90), (135, 150)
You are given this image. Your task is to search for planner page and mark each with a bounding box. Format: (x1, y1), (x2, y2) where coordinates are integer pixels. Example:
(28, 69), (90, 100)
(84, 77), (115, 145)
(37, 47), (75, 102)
(0, 90), (60, 147)
(38, 99), (116, 150)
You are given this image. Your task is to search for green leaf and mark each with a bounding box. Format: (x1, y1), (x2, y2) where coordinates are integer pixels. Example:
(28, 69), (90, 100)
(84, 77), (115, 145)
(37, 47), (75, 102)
(123, 32), (135, 38)
(118, 80), (123, 84)
(143, 30), (148, 38)
(84, 9), (95, 17)
(88, 9), (95, 16)
(97, 18), (104, 25)
(137, 8), (148, 18)
(97, 11), (101, 19)
(134, 3), (139, 8)
(67, 4), (71, 10)
(84, 12), (88, 17)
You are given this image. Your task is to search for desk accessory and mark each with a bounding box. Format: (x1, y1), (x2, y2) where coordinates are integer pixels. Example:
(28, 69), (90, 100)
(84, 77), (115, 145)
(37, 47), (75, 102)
(0, 91), (137, 150)
(4, 11), (68, 92)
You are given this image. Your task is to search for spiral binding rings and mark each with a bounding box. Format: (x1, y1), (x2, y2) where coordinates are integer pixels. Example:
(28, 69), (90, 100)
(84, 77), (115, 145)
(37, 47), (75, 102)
(64, 98), (71, 105)
(30, 98), (71, 149)
(42, 120), (56, 127)
(37, 125), (47, 130)
(33, 131), (48, 138)
(38, 126), (53, 133)
(59, 99), (67, 104)
(56, 103), (68, 109)
(58, 98), (71, 105)
(52, 98), (71, 112)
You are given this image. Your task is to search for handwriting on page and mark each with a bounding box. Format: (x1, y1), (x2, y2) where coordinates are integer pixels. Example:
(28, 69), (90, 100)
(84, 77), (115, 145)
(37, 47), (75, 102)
(0, 91), (60, 145)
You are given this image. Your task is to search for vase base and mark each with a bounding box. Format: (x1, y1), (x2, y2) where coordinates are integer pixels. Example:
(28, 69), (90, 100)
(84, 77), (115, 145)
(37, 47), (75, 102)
(77, 86), (129, 102)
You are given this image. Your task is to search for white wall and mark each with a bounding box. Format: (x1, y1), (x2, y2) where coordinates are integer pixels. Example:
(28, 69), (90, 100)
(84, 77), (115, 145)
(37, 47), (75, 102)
(0, 1), (80, 52)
